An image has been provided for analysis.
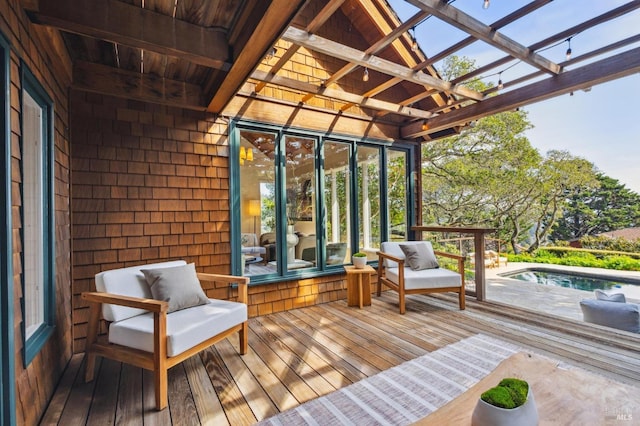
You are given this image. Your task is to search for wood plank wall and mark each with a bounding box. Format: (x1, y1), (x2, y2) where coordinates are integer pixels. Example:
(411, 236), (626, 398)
(0, 0), (74, 424)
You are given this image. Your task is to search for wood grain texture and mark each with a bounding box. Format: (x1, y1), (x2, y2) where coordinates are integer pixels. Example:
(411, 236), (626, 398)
(415, 351), (640, 425)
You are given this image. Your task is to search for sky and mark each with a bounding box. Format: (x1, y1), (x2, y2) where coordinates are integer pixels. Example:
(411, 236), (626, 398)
(387, 0), (640, 193)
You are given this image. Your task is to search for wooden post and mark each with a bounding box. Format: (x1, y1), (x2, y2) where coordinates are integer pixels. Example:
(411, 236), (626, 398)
(412, 226), (495, 301)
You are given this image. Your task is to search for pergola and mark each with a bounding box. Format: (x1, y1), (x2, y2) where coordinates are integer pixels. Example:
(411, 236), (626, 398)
(24, 0), (640, 141)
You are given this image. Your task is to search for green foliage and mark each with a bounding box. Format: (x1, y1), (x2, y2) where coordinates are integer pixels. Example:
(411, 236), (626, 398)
(579, 235), (640, 253)
(550, 174), (640, 241)
(352, 252), (366, 257)
(481, 378), (529, 409)
(422, 56), (600, 254)
(508, 247), (640, 271)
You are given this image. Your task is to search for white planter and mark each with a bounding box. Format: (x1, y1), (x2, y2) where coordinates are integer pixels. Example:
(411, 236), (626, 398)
(352, 256), (367, 269)
(471, 388), (538, 426)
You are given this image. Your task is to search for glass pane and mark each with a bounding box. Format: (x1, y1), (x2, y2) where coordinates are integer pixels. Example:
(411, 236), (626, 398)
(285, 135), (317, 271)
(23, 90), (44, 338)
(357, 146), (381, 256)
(387, 150), (408, 242)
(324, 141), (351, 266)
(239, 130), (277, 276)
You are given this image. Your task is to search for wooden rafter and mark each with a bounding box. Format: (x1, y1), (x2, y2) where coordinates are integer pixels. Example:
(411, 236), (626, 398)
(255, 0), (347, 93)
(407, 0), (560, 75)
(281, 26), (484, 101)
(375, 0), (554, 118)
(73, 61), (205, 109)
(452, 0), (640, 86)
(402, 46), (640, 138)
(207, 0), (307, 113)
(24, 0), (231, 70)
(250, 70), (436, 119)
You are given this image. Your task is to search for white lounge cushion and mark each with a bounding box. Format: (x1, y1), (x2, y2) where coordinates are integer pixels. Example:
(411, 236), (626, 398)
(385, 266), (461, 290)
(109, 299), (248, 357)
(96, 260), (187, 322)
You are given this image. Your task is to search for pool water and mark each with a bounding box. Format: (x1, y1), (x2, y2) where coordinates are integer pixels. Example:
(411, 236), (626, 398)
(502, 269), (640, 293)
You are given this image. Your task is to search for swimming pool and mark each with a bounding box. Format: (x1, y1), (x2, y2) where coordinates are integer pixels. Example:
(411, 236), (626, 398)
(500, 268), (640, 298)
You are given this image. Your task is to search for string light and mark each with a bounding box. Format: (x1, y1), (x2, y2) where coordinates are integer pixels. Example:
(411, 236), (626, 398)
(363, 67), (369, 82)
(421, 121), (429, 131)
(565, 38), (572, 61)
(497, 72), (504, 90)
(265, 47), (277, 61)
(483, 0), (490, 9)
(411, 27), (418, 51)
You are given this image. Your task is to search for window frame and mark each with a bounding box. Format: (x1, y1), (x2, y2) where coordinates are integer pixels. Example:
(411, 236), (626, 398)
(0, 31), (14, 426)
(231, 120), (415, 284)
(20, 63), (55, 366)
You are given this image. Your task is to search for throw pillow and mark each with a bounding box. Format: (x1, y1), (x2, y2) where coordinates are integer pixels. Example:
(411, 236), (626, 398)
(595, 289), (626, 303)
(141, 263), (209, 313)
(399, 243), (439, 271)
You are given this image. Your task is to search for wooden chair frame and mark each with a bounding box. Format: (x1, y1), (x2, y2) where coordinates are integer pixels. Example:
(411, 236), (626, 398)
(82, 272), (249, 410)
(377, 250), (466, 314)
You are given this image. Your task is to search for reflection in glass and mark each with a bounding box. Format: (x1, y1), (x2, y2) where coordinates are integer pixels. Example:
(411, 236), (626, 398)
(324, 141), (351, 265)
(387, 150), (408, 242)
(285, 135), (317, 271)
(239, 130), (276, 276)
(357, 146), (381, 253)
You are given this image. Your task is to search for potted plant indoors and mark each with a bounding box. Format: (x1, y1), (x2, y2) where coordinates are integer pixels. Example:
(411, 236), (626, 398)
(471, 378), (538, 426)
(352, 252), (367, 269)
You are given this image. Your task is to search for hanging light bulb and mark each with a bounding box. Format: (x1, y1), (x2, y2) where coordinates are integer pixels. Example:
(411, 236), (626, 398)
(483, 0), (490, 9)
(565, 38), (572, 61)
(497, 72), (504, 90)
(363, 67), (369, 82)
(411, 27), (418, 51)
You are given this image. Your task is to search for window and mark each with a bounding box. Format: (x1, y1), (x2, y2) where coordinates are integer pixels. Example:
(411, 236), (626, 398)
(232, 122), (414, 282)
(21, 65), (54, 365)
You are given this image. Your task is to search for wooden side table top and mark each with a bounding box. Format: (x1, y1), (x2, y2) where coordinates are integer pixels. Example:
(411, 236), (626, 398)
(343, 264), (375, 274)
(414, 352), (640, 425)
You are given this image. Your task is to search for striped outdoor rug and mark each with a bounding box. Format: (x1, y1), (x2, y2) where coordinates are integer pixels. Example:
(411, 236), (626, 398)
(258, 334), (522, 426)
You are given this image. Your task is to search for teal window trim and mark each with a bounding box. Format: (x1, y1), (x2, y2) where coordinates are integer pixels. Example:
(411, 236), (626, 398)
(20, 63), (55, 367)
(231, 119), (416, 285)
(0, 31), (15, 426)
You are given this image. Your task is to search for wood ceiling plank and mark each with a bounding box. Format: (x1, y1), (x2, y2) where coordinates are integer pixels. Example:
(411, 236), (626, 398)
(402, 46), (640, 139)
(407, 0), (560, 75)
(25, 0), (231, 70)
(251, 69), (436, 120)
(282, 26), (484, 101)
(73, 60), (205, 109)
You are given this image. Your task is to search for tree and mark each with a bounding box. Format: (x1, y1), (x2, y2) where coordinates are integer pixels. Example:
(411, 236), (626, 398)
(421, 56), (600, 252)
(550, 174), (640, 241)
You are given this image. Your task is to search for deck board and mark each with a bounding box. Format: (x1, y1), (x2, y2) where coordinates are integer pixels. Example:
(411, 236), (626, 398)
(41, 294), (640, 425)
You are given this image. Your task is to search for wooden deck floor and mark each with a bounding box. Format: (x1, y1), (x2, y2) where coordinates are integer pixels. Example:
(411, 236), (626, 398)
(41, 292), (640, 425)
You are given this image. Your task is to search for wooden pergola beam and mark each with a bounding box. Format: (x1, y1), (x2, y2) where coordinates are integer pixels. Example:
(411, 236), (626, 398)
(451, 0), (640, 86)
(255, 0), (346, 93)
(402, 46), (640, 139)
(407, 0), (560, 75)
(251, 70), (436, 120)
(282, 26), (484, 101)
(207, 0), (307, 113)
(24, 0), (231, 71)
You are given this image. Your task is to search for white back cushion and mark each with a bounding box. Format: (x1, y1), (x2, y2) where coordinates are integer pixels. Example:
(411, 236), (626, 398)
(95, 260), (187, 322)
(381, 241), (435, 268)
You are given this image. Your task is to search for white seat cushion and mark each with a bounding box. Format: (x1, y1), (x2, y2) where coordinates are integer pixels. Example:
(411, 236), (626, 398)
(109, 299), (248, 357)
(96, 260), (187, 322)
(385, 267), (461, 290)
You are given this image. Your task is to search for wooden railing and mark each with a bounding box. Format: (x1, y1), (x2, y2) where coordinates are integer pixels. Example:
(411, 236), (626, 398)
(412, 226), (496, 301)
